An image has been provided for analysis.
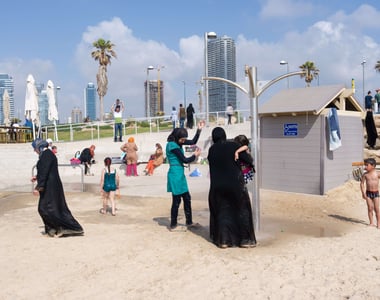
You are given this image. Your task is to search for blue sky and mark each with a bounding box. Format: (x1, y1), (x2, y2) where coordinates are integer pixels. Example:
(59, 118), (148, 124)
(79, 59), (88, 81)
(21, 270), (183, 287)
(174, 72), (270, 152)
(1, 0), (380, 121)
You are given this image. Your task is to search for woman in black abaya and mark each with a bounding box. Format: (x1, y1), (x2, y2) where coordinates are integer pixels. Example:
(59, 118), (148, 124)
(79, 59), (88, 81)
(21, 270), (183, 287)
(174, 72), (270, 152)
(31, 139), (84, 237)
(365, 110), (378, 149)
(207, 127), (256, 248)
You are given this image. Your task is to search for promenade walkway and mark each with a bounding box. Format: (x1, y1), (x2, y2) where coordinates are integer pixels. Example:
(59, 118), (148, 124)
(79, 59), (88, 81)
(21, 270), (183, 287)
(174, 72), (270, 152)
(0, 122), (251, 200)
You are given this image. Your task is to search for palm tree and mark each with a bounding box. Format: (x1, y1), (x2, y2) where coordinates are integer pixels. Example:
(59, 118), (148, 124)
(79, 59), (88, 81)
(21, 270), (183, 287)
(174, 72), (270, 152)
(91, 38), (117, 121)
(299, 61), (319, 87)
(375, 61), (380, 73)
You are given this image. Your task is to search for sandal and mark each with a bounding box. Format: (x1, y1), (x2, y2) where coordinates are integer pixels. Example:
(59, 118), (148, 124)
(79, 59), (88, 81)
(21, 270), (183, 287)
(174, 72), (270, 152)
(99, 208), (106, 214)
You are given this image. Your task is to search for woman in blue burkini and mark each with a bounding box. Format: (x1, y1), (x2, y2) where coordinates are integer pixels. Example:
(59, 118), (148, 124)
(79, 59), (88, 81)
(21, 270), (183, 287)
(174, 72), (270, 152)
(166, 122), (203, 230)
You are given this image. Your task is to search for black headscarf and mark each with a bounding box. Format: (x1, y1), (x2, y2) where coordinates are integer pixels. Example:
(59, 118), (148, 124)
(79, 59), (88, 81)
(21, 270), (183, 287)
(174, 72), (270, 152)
(167, 128), (188, 144)
(212, 127), (227, 144)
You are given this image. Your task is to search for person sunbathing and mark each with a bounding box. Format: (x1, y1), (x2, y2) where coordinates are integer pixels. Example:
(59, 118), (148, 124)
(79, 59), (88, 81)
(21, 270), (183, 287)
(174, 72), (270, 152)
(143, 143), (164, 176)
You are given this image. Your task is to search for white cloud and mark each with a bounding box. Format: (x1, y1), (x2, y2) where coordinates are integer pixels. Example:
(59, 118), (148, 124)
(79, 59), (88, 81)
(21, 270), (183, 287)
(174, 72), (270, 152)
(260, 0), (314, 18)
(74, 18), (204, 117)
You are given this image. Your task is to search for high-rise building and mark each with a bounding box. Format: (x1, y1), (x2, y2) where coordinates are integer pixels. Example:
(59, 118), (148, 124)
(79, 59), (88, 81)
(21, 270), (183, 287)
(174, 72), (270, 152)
(39, 90), (49, 126)
(71, 107), (82, 124)
(34, 83), (50, 126)
(207, 35), (237, 113)
(85, 82), (97, 121)
(0, 74), (15, 124)
(145, 80), (164, 117)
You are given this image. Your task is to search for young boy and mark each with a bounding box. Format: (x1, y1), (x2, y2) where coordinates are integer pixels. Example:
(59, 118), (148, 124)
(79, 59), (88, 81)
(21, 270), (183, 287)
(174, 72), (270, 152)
(360, 158), (380, 228)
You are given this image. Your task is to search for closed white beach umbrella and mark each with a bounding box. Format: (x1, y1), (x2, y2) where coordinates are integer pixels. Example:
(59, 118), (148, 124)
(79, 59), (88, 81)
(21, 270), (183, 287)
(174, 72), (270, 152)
(24, 74), (39, 139)
(2, 89), (10, 126)
(47, 80), (59, 141)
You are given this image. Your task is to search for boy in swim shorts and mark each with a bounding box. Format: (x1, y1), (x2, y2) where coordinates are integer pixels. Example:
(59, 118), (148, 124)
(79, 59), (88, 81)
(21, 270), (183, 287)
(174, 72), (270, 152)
(360, 158), (380, 228)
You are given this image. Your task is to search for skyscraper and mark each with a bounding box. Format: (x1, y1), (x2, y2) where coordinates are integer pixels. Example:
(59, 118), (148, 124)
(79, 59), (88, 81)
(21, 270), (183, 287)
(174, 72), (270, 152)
(207, 35), (237, 114)
(85, 82), (97, 121)
(34, 82), (50, 126)
(0, 74), (15, 124)
(71, 107), (82, 124)
(145, 79), (164, 117)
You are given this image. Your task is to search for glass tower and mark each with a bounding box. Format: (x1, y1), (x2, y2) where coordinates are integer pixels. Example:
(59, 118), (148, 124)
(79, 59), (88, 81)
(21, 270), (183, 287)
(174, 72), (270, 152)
(0, 74), (15, 124)
(207, 35), (237, 113)
(85, 82), (97, 121)
(35, 83), (50, 126)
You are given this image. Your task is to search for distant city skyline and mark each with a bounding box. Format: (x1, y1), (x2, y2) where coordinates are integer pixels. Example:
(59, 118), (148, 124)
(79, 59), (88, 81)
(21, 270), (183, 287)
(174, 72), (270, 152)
(0, 1), (379, 120)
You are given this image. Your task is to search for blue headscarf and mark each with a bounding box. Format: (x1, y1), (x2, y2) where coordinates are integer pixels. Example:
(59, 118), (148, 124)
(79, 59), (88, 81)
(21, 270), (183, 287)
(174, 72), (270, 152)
(32, 138), (49, 153)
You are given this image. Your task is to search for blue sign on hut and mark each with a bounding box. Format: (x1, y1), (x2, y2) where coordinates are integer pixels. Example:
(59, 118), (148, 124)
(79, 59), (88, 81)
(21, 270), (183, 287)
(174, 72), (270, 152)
(259, 84), (364, 195)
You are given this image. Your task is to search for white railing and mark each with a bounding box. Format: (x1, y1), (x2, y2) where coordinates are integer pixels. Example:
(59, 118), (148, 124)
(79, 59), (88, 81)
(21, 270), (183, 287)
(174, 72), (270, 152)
(39, 109), (250, 142)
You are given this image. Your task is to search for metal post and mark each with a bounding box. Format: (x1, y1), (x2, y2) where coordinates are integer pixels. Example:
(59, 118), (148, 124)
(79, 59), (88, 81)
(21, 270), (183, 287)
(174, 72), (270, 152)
(246, 66), (260, 231)
(204, 32), (209, 124)
(361, 59), (366, 102)
(146, 69), (151, 119)
(182, 80), (186, 108)
(280, 61), (289, 89)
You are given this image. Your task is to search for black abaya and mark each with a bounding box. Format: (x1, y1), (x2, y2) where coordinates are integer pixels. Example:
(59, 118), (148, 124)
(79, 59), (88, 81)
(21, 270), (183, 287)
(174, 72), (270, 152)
(365, 111), (378, 148)
(36, 149), (83, 236)
(207, 140), (256, 248)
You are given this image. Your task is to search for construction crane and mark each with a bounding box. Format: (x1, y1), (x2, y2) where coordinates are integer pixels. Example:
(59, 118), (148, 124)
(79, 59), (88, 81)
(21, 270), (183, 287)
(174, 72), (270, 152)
(157, 65), (165, 115)
(195, 80), (204, 116)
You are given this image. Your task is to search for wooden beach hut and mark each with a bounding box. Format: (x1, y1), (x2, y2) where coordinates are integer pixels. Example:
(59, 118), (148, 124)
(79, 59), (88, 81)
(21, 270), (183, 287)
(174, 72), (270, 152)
(259, 84), (364, 195)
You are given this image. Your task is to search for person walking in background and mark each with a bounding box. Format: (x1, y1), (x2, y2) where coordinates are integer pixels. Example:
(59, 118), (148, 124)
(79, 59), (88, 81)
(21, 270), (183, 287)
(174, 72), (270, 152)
(186, 103), (195, 129)
(100, 157), (120, 216)
(121, 137), (139, 176)
(360, 158), (380, 228)
(375, 89), (380, 114)
(170, 106), (178, 128)
(111, 99), (124, 142)
(79, 145), (96, 176)
(365, 91), (373, 111)
(31, 138), (84, 237)
(166, 122), (204, 230)
(178, 104), (186, 128)
(207, 127), (256, 248)
(143, 143), (164, 176)
(226, 103), (234, 125)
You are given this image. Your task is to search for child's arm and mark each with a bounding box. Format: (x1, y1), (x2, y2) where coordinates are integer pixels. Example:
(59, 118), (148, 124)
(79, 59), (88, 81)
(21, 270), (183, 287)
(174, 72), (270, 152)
(115, 172), (120, 198)
(235, 145), (248, 161)
(100, 169), (105, 192)
(360, 173), (367, 199)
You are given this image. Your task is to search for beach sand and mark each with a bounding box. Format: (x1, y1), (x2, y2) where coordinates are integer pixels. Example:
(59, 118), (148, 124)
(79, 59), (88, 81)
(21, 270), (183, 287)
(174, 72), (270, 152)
(1, 179), (380, 299)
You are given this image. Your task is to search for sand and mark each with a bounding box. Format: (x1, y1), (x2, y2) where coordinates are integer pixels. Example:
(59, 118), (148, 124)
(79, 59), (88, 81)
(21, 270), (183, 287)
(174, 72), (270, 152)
(1, 178), (380, 299)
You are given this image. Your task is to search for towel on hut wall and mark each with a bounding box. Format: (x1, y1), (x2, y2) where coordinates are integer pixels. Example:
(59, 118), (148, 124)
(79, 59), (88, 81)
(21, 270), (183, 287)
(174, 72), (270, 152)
(327, 108), (342, 151)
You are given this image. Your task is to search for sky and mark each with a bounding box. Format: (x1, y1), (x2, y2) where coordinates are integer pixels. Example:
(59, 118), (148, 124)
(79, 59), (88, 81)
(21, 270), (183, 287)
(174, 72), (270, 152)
(1, 0), (380, 122)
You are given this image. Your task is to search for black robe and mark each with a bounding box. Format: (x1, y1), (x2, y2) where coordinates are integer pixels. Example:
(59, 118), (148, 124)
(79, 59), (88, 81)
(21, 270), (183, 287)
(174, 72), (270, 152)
(365, 111), (378, 148)
(36, 149), (83, 236)
(207, 140), (256, 248)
